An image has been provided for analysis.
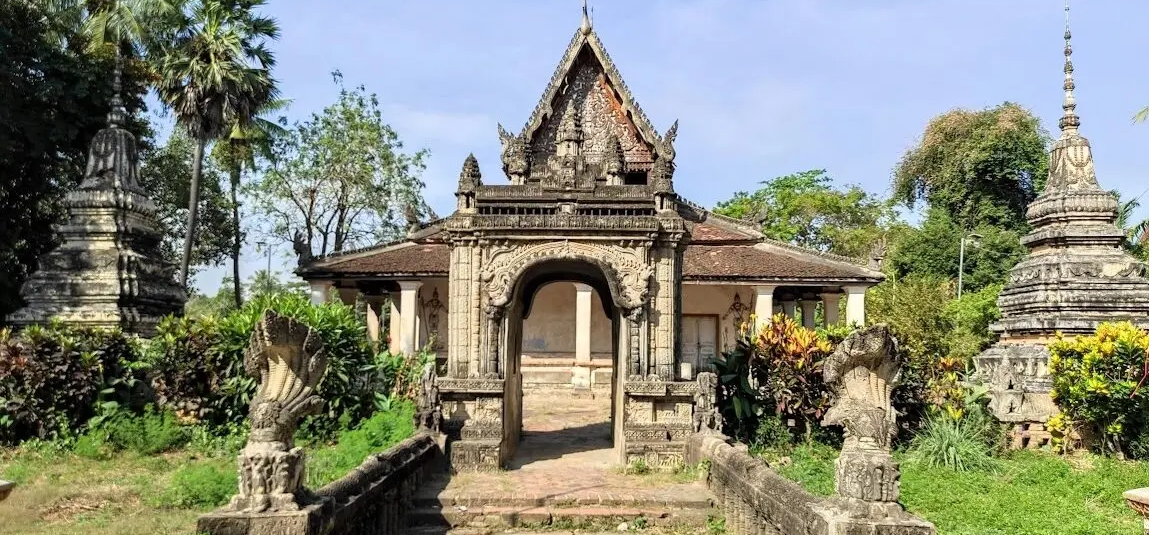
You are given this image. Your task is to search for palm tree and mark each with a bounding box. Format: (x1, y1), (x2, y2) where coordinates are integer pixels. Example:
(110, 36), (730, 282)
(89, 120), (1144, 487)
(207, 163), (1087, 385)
(211, 97), (289, 307)
(155, 0), (279, 287)
(1117, 192), (1149, 259)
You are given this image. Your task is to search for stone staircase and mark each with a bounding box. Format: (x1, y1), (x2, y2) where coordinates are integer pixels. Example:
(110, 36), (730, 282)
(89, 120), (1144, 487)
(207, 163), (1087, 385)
(402, 473), (716, 533)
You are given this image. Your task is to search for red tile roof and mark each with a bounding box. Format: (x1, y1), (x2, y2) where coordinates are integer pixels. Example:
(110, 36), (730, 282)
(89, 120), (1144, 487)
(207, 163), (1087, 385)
(682, 245), (873, 281)
(310, 243), (450, 276)
(307, 242), (874, 282)
(688, 221), (758, 243)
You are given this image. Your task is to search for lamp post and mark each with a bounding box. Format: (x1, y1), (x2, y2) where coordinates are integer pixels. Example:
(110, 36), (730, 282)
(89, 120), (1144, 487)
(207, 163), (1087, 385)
(957, 232), (983, 299)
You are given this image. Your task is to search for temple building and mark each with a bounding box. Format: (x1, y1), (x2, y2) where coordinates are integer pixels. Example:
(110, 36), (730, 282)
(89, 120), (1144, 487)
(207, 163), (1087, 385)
(976, 6), (1149, 447)
(298, 7), (882, 469)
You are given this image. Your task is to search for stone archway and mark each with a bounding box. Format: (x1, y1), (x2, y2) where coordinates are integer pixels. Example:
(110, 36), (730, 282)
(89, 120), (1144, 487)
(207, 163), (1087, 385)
(498, 257), (628, 462)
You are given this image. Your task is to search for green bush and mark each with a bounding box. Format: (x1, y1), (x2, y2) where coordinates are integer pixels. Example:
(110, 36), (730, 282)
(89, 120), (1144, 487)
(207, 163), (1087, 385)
(1050, 322), (1149, 457)
(0, 323), (148, 444)
(307, 402), (415, 487)
(74, 407), (191, 459)
(154, 461), (237, 509)
(143, 315), (222, 420)
(943, 284), (1002, 361)
(712, 314), (832, 443)
(212, 293), (379, 438)
(750, 414), (792, 452)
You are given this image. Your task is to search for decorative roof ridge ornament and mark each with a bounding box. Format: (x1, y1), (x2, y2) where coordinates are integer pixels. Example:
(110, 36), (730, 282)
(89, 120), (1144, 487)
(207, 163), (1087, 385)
(580, 0), (592, 35)
(515, 3), (666, 160)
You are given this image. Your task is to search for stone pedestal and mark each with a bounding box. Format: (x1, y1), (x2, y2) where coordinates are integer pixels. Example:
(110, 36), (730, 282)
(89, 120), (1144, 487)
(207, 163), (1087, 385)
(0, 480), (13, 503)
(1125, 488), (1149, 535)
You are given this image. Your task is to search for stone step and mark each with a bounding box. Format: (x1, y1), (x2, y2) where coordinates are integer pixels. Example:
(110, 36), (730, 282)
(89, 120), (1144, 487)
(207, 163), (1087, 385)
(405, 504), (713, 530)
(413, 491), (714, 510)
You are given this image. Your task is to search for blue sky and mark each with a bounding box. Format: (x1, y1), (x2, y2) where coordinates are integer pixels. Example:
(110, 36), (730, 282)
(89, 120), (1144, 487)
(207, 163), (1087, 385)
(191, 0), (1149, 294)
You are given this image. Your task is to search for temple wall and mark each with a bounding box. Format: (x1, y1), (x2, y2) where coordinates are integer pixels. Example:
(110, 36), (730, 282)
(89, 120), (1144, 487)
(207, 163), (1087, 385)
(681, 284), (752, 357)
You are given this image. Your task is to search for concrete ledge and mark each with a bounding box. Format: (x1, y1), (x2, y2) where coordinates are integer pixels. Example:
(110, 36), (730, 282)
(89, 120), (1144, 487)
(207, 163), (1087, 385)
(687, 433), (934, 535)
(197, 433), (444, 535)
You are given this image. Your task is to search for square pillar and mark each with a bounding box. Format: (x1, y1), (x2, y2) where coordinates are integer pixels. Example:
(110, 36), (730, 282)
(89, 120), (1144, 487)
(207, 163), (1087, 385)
(573, 283), (593, 388)
(782, 300), (798, 320)
(822, 292), (841, 326)
(308, 281), (332, 305)
(845, 285), (867, 327)
(388, 297), (401, 355)
(753, 285), (777, 335)
(337, 287), (358, 306)
(365, 295), (386, 350)
(398, 281), (423, 356)
(799, 297), (818, 329)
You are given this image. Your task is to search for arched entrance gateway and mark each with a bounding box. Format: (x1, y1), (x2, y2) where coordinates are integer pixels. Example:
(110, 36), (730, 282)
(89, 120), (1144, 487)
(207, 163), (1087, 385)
(295, 8), (884, 472)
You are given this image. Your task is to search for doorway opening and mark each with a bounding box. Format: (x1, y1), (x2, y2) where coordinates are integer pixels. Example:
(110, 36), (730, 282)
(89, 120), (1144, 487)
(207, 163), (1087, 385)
(501, 259), (623, 467)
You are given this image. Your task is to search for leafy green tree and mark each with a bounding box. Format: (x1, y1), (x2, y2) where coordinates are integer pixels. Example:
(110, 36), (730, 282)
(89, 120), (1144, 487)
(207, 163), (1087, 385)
(893, 103), (1051, 232)
(212, 99), (290, 308)
(249, 72), (429, 256)
(0, 0), (152, 323)
(887, 208), (1026, 293)
(714, 169), (895, 258)
(155, 0), (279, 287)
(1116, 192), (1149, 261)
(138, 129), (235, 279)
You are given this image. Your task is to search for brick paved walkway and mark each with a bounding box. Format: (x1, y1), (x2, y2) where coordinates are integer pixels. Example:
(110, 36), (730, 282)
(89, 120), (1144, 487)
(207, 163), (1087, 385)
(417, 390), (713, 509)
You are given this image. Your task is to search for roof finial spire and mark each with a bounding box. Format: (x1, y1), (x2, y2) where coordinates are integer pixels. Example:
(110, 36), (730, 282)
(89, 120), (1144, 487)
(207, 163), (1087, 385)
(580, 0), (592, 34)
(107, 51), (128, 128)
(1059, 0), (1080, 135)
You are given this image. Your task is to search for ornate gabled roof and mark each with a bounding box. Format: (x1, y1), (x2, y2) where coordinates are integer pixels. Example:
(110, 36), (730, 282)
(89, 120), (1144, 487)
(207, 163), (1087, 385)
(518, 7), (670, 163)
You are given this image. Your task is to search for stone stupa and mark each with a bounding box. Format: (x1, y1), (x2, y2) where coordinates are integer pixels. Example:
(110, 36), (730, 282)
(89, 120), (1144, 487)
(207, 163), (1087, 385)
(976, 3), (1149, 434)
(7, 64), (186, 335)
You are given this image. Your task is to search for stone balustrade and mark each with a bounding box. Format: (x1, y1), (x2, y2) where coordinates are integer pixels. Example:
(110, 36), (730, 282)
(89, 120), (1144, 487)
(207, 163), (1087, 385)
(686, 433), (934, 535)
(1124, 488), (1149, 535)
(198, 432), (445, 535)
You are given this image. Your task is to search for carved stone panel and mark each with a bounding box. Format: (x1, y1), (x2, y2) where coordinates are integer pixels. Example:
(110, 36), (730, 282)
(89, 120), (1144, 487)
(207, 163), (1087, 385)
(528, 49), (654, 176)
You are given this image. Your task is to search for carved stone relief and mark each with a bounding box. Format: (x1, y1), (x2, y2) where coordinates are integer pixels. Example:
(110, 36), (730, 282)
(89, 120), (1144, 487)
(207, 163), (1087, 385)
(420, 288), (447, 351)
(722, 292), (750, 353)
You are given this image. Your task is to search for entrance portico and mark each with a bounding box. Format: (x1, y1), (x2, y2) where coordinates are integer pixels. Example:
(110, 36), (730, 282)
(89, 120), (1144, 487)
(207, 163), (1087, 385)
(297, 9), (884, 471)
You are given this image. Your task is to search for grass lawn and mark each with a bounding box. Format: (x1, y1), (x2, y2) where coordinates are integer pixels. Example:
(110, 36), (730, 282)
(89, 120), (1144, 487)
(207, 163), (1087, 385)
(0, 404), (415, 535)
(0, 447), (221, 535)
(766, 444), (1149, 535)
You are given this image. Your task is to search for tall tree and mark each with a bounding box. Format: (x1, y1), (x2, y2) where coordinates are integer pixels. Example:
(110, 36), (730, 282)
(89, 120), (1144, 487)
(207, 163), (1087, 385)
(714, 169), (896, 259)
(250, 72), (430, 256)
(0, 0), (152, 323)
(886, 207), (1027, 293)
(893, 102), (1051, 232)
(211, 98), (289, 308)
(155, 0), (279, 287)
(139, 129), (235, 279)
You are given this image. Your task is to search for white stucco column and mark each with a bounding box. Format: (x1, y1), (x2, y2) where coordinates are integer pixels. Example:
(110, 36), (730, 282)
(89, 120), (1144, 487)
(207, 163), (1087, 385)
(782, 300), (798, 320)
(800, 298), (818, 329)
(845, 285), (867, 327)
(308, 281), (332, 305)
(365, 295), (386, 349)
(573, 283), (593, 388)
(753, 285), (777, 335)
(388, 297), (401, 355)
(398, 281), (423, 355)
(822, 292), (841, 326)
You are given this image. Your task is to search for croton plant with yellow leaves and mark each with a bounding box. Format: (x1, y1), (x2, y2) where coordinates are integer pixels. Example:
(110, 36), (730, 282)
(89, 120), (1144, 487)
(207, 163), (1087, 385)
(720, 313), (834, 440)
(1049, 321), (1149, 457)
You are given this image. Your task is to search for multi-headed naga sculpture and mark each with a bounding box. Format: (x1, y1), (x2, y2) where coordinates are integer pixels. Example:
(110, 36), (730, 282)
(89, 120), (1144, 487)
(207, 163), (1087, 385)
(228, 311), (328, 513)
(822, 324), (902, 503)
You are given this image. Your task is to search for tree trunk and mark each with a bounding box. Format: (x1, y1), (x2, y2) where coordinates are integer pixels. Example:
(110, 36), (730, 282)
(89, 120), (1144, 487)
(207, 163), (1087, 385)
(229, 163), (243, 308)
(179, 136), (206, 288)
